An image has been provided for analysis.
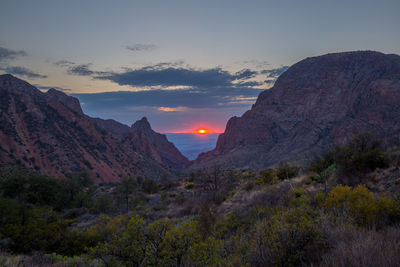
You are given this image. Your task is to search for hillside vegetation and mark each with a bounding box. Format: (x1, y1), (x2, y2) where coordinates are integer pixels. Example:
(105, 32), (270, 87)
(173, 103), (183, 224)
(0, 134), (400, 266)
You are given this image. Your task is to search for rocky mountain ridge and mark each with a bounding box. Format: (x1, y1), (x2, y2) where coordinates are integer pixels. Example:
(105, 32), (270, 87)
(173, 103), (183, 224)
(195, 51), (400, 169)
(0, 74), (188, 182)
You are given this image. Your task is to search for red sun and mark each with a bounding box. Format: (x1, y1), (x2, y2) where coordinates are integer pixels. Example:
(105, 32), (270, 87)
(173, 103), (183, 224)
(195, 128), (210, 134)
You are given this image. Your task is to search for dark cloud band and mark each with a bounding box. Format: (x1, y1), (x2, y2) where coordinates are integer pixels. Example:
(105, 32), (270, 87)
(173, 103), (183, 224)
(1, 66), (47, 79)
(0, 47), (27, 62)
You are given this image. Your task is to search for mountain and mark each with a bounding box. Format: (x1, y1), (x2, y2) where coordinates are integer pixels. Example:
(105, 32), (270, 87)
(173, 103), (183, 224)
(195, 51), (400, 169)
(93, 117), (189, 170)
(0, 74), (188, 182)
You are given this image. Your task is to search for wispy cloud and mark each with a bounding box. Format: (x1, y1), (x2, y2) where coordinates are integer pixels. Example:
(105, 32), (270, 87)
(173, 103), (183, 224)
(0, 47), (27, 62)
(157, 106), (187, 112)
(126, 43), (157, 52)
(54, 60), (75, 67)
(67, 63), (96, 76)
(261, 66), (289, 78)
(1, 66), (47, 79)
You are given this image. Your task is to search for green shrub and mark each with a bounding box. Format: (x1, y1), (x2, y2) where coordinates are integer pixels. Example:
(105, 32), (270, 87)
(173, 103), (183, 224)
(244, 181), (255, 191)
(256, 168), (277, 185)
(185, 183), (194, 189)
(276, 162), (299, 180)
(141, 178), (159, 194)
(324, 185), (400, 228)
(249, 207), (327, 266)
(308, 172), (321, 183)
(175, 192), (185, 204)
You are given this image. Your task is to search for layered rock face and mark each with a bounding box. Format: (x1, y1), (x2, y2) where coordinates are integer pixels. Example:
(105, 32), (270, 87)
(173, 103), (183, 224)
(196, 51), (400, 169)
(0, 74), (188, 182)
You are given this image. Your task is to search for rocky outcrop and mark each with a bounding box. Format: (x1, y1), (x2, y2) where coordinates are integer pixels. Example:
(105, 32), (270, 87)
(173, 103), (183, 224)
(0, 74), (187, 182)
(93, 117), (189, 170)
(195, 51), (400, 169)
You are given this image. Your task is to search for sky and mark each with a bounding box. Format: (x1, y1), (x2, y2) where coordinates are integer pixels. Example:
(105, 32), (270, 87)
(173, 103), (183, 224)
(0, 0), (399, 132)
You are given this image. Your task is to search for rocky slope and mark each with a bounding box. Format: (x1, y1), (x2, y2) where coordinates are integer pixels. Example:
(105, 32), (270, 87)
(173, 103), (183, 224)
(93, 117), (189, 170)
(0, 74), (188, 182)
(196, 51), (400, 169)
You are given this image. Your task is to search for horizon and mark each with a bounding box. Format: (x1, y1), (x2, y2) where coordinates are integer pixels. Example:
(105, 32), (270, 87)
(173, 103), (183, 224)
(1, 0), (400, 132)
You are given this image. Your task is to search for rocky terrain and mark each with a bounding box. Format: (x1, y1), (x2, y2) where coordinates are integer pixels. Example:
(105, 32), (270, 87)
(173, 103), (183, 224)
(0, 74), (188, 182)
(196, 51), (400, 169)
(93, 117), (189, 170)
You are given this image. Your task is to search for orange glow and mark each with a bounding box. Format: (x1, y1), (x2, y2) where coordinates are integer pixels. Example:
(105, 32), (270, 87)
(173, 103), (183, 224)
(191, 128), (212, 134)
(163, 126), (223, 134)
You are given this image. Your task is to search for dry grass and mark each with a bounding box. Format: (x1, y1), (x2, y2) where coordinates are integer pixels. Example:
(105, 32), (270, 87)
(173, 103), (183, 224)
(318, 226), (400, 267)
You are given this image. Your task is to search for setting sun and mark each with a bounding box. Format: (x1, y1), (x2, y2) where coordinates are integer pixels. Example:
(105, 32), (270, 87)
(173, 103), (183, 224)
(195, 128), (211, 134)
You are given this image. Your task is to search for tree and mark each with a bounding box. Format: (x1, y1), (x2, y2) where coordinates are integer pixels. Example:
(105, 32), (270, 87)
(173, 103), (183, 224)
(276, 162), (299, 180)
(141, 178), (158, 194)
(116, 176), (138, 211)
(144, 218), (175, 265)
(160, 220), (201, 266)
(89, 215), (146, 266)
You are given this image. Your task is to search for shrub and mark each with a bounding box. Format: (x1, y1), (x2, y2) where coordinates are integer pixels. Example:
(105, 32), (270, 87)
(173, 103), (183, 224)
(324, 185), (400, 228)
(244, 181), (255, 192)
(142, 178), (159, 194)
(175, 192), (185, 204)
(185, 183), (194, 189)
(256, 168), (277, 185)
(276, 162), (299, 180)
(249, 207), (327, 266)
(308, 172), (322, 183)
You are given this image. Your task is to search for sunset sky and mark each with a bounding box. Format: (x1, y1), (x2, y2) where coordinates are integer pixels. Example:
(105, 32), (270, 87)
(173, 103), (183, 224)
(1, 0), (399, 132)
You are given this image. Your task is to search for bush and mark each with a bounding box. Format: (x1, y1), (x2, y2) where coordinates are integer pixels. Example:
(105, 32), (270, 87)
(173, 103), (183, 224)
(141, 178), (159, 194)
(244, 181), (255, 191)
(249, 207), (327, 266)
(276, 162), (299, 180)
(256, 168), (277, 185)
(324, 185), (400, 228)
(308, 172), (322, 183)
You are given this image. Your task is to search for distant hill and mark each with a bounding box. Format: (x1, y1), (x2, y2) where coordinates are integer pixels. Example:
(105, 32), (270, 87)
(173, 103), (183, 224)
(195, 51), (400, 169)
(0, 74), (188, 182)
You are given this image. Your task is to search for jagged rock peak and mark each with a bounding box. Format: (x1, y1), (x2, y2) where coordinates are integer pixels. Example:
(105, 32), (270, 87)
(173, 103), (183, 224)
(131, 117), (153, 132)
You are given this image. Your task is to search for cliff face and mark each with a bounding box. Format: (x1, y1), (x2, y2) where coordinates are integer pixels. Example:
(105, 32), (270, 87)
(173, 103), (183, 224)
(93, 117), (189, 170)
(196, 51), (400, 169)
(0, 74), (187, 182)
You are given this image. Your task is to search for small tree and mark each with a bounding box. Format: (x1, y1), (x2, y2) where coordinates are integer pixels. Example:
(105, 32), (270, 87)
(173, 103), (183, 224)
(141, 178), (159, 194)
(276, 162), (299, 180)
(116, 176), (138, 211)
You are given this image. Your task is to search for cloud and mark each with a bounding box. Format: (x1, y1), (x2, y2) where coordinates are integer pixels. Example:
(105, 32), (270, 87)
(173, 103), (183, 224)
(0, 47), (27, 62)
(1, 66), (47, 79)
(261, 66), (289, 86)
(157, 106), (187, 112)
(261, 66), (289, 78)
(97, 65), (265, 89)
(126, 44), (157, 52)
(54, 60), (75, 67)
(59, 60), (285, 91)
(234, 69), (258, 80)
(99, 67), (236, 88)
(73, 85), (263, 112)
(67, 63), (96, 76)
